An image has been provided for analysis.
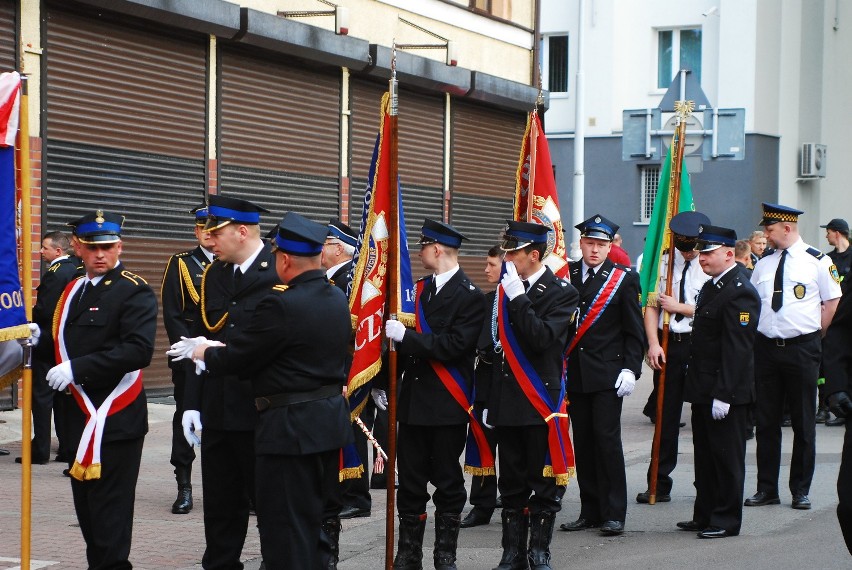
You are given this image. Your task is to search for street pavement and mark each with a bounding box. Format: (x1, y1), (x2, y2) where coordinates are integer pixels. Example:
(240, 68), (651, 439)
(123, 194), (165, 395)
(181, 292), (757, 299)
(0, 369), (849, 569)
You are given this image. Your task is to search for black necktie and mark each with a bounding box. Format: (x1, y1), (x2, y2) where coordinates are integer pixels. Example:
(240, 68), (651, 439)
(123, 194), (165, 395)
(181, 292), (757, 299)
(234, 267), (243, 289)
(772, 250), (786, 312)
(585, 268), (594, 283)
(522, 279), (530, 292)
(426, 279), (437, 302)
(674, 260), (690, 322)
(76, 281), (90, 308)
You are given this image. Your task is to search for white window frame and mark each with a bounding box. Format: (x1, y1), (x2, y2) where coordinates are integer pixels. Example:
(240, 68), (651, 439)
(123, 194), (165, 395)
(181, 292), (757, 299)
(639, 165), (661, 224)
(542, 33), (569, 96)
(654, 27), (702, 92)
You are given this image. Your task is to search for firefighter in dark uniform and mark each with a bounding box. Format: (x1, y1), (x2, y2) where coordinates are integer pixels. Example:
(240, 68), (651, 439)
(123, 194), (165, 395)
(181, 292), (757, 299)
(179, 211), (353, 569)
(746, 203), (841, 510)
(46, 211), (158, 569)
(181, 195), (281, 570)
(383, 219), (484, 570)
(676, 225), (760, 538)
(160, 204), (215, 514)
(487, 221), (578, 570)
(560, 215), (645, 536)
(28, 230), (80, 464)
(638, 211), (711, 503)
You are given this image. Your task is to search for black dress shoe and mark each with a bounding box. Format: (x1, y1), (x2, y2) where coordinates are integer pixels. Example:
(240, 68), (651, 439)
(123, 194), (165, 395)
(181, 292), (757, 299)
(62, 468), (70, 477)
(558, 518), (601, 532)
(636, 490), (670, 504)
(460, 507), (493, 528)
(15, 456), (49, 465)
(676, 520), (705, 532)
(54, 454), (68, 463)
(599, 521), (624, 535)
(698, 526), (731, 539)
(792, 494), (812, 510)
(826, 417), (846, 427)
(339, 505), (371, 519)
(816, 408), (830, 424)
(0, 449), (9, 456)
(744, 491), (780, 507)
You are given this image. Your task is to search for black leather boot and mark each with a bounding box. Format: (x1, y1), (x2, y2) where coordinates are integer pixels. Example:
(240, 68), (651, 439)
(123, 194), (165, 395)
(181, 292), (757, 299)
(434, 513), (461, 570)
(321, 517), (342, 569)
(172, 466), (193, 514)
(393, 513), (427, 570)
(493, 508), (530, 570)
(527, 511), (556, 570)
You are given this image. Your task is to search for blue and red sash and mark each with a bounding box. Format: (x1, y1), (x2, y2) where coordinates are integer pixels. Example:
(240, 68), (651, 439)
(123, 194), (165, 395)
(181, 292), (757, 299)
(565, 267), (627, 356)
(497, 286), (574, 485)
(415, 278), (495, 475)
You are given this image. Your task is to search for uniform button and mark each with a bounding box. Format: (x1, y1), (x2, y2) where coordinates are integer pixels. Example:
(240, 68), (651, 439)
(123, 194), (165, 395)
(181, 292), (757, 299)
(579, 347), (584, 351)
(231, 301), (237, 306)
(229, 323), (235, 328)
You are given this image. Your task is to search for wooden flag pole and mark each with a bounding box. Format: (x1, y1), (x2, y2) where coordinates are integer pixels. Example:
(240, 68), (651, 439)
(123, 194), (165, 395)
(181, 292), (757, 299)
(384, 44), (400, 570)
(648, 100), (693, 504)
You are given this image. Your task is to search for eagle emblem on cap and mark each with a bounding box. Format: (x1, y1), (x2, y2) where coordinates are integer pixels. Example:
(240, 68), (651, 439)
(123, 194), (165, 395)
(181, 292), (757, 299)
(594, 216), (601, 223)
(95, 210), (104, 224)
(698, 224), (704, 233)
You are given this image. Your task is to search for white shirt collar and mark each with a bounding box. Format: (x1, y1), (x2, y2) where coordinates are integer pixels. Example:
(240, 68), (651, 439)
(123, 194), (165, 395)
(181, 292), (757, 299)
(712, 263), (737, 285)
(524, 265), (548, 290)
(236, 241), (265, 274)
(326, 259), (350, 280)
(200, 247), (214, 263)
(434, 265), (460, 293)
(49, 255), (69, 267)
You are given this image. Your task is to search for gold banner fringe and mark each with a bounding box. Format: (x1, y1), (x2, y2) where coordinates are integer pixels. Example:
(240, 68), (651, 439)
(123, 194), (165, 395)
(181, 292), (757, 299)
(0, 323), (31, 342)
(339, 465), (364, 483)
(464, 465), (496, 477)
(70, 461), (102, 481)
(0, 364), (21, 390)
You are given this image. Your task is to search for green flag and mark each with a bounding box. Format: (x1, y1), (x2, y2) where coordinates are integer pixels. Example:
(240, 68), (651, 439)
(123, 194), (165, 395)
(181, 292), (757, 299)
(639, 145), (694, 307)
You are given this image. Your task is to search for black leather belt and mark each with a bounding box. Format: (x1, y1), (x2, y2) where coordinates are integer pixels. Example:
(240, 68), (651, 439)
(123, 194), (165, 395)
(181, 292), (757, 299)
(255, 385), (340, 412)
(757, 331), (820, 347)
(668, 332), (691, 342)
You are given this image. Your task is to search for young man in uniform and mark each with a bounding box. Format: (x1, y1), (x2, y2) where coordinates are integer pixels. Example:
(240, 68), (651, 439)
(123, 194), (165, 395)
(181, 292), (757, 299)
(560, 214), (644, 536)
(384, 218), (485, 570)
(746, 203), (841, 510)
(488, 221), (577, 570)
(676, 225), (760, 539)
(46, 211), (158, 568)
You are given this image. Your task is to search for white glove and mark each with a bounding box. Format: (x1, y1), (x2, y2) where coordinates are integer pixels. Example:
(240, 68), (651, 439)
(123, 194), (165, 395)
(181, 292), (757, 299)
(500, 261), (525, 300)
(711, 399), (730, 420)
(193, 359), (207, 375)
(182, 410), (202, 447)
(46, 361), (74, 391)
(614, 369), (636, 397)
(166, 336), (208, 361)
(24, 323), (41, 347)
(482, 408), (494, 429)
(385, 320), (406, 343)
(371, 388), (388, 411)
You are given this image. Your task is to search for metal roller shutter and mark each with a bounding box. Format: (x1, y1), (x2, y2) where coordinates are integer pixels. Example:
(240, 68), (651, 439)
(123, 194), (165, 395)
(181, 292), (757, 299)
(349, 78), (444, 278)
(44, 6), (208, 392)
(0, 0), (15, 72)
(219, 46), (340, 233)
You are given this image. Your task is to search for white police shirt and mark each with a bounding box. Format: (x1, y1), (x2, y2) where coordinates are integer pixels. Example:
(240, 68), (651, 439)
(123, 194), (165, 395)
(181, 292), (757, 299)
(751, 238), (841, 338)
(654, 251), (710, 334)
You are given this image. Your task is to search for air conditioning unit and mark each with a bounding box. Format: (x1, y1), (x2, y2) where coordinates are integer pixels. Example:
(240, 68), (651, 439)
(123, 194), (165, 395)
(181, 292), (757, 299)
(800, 143), (827, 178)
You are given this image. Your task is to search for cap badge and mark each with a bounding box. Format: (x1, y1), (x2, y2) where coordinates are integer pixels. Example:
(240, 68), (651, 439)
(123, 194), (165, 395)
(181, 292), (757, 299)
(698, 225), (704, 233)
(594, 216), (601, 223)
(95, 210), (104, 224)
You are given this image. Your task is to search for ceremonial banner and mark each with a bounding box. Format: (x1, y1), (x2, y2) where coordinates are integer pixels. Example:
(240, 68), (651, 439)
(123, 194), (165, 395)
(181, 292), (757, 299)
(638, 144), (694, 307)
(0, 71), (30, 389)
(514, 111), (568, 278)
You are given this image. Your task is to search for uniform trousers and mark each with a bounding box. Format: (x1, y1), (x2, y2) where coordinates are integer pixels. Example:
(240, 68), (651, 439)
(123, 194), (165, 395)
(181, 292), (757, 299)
(70, 436), (144, 570)
(468, 403), (498, 510)
(691, 403), (748, 534)
(256, 449), (339, 570)
(567, 389), (627, 522)
(31, 359), (56, 461)
(200, 428), (255, 570)
(495, 424), (559, 514)
(645, 334), (690, 494)
(838, 420), (852, 555)
(169, 368), (196, 470)
(397, 423), (467, 514)
(754, 334), (821, 495)
(339, 400), (375, 511)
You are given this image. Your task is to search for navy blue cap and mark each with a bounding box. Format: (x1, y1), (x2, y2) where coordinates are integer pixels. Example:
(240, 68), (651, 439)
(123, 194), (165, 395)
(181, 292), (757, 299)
(204, 195), (270, 231)
(190, 202), (208, 227)
(760, 203), (803, 226)
(501, 220), (551, 251)
(418, 219), (468, 249)
(670, 211), (711, 252)
(696, 224), (737, 252)
(327, 218), (358, 248)
(67, 211), (124, 244)
(273, 212), (327, 256)
(576, 214), (618, 241)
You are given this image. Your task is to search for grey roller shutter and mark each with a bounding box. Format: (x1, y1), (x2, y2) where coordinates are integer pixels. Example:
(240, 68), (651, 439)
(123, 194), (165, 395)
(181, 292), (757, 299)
(0, 0), (15, 72)
(219, 46), (340, 234)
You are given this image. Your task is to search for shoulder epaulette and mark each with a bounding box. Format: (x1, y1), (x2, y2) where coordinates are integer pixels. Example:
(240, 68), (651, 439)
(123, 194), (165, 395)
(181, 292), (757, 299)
(48, 263), (60, 273)
(614, 263), (632, 272)
(121, 270), (148, 285)
(806, 247), (825, 260)
(272, 284), (290, 293)
(416, 275), (430, 283)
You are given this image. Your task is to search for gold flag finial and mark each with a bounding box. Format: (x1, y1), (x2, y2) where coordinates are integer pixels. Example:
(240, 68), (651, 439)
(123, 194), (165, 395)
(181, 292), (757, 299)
(674, 100), (695, 119)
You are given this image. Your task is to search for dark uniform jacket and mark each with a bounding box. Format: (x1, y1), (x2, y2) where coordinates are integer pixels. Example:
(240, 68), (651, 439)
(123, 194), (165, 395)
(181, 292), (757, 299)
(488, 267), (578, 426)
(684, 264), (760, 405)
(396, 269), (484, 426)
(33, 256), (80, 364)
(329, 261), (353, 294)
(474, 290), (498, 406)
(161, 246), (211, 367)
(566, 259), (645, 393)
(61, 263), (158, 443)
(203, 269), (353, 456)
(824, 285), (852, 396)
(184, 243), (282, 431)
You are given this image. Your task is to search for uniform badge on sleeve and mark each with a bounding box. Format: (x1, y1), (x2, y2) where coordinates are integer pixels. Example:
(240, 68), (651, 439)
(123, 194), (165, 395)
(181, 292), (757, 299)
(830, 264), (841, 284)
(739, 312), (750, 326)
(794, 284), (806, 299)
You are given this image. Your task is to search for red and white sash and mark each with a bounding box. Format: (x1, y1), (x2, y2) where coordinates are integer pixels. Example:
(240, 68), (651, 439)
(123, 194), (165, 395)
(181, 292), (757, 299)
(54, 278), (143, 481)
